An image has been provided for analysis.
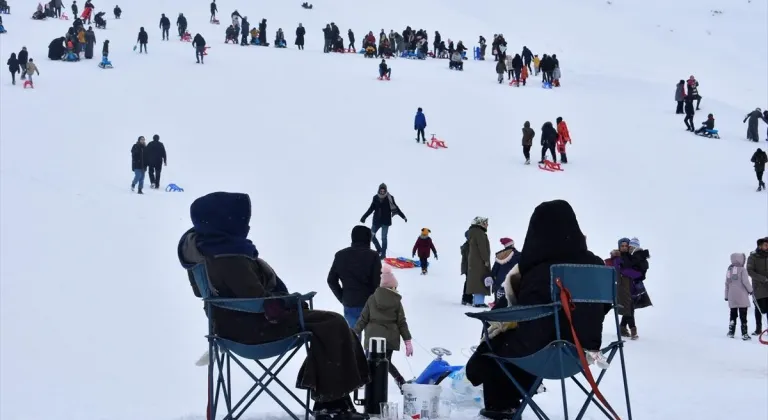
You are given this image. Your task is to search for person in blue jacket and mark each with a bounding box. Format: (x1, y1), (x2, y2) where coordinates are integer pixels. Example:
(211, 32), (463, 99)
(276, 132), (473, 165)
(490, 237), (520, 308)
(414, 107), (427, 143)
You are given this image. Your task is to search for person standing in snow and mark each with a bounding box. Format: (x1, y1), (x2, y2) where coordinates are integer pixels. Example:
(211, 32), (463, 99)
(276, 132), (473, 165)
(192, 33), (206, 63)
(209, 0), (217, 22)
(521, 46), (533, 73)
(521, 121), (535, 164)
(751, 148), (767, 191)
(539, 121), (558, 163)
(295, 23), (305, 50)
(53, 0), (62, 17)
(136, 27), (148, 53)
(17, 47), (28, 80)
(353, 265), (412, 392)
(84, 26), (95, 59)
(327, 225), (381, 328)
(258, 18), (267, 46)
(7, 53), (19, 85)
(71, 1), (78, 19)
(725, 253), (753, 340)
(102, 39), (109, 58)
(131, 136), (147, 194)
(606, 237), (652, 340)
(743, 108), (763, 142)
(240, 16), (250, 46)
(683, 95), (695, 132)
(495, 58), (506, 84)
(675, 80), (685, 114)
(145, 134), (167, 189)
(747, 237), (768, 335)
(412, 228), (438, 275)
(686, 76), (701, 110)
(490, 238), (519, 308)
(360, 183), (407, 259)
(460, 230), (472, 305)
(466, 217), (492, 308)
(414, 107), (426, 143)
(24, 59), (39, 84)
(176, 13), (187, 39)
(159, 14), (171, 41)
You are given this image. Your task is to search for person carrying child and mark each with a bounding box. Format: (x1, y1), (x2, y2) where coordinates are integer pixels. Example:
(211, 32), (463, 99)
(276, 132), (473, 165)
(556, 117), (571, 163)
(353, 265), (413, 392)
(725, 253), (753, 340)
(412, 228), (438, 275)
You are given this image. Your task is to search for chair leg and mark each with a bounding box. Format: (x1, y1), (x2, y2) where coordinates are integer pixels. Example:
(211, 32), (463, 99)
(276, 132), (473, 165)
(574, 347), (619, 419)
(492, 359), (550, 420)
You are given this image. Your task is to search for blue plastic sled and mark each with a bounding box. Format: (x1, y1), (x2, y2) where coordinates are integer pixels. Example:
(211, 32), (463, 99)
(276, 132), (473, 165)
(473, 46), (481, 60)
(461, 50), (467, 60)
(542, 81), (553, 89)
(64, 52), (78, 61)
(697, 128), (720, 139)
(0, 25), (6, 33)
(98, 56), (113, 68)
(275, 39), (286, 48)
(401, 50), (418, 59)
(358, 48), (365, 54)
(165, 183), (184, 192)
(250, 38), (260, 45)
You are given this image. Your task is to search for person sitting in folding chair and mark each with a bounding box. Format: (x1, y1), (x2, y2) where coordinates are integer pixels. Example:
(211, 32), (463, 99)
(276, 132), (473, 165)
(464, 200), (610, 419)
(178, 192), (370, 419)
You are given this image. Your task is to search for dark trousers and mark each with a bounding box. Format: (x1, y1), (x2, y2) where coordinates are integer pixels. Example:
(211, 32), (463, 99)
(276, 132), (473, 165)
(55, 6), (61, 17)
(139, 43), (147, 53)
(462, 275), (472, 304)
(196, 47), (205, 62)
(416, 128), (425, 141)
(379, 68), (391, 78)
(541, 145), (556, 162)
(675, 101), (684, 114)
(385, 350), (405, 383)
(755, 297), (768, 331)
(620, 315), (636, 329)
(210, 12), (216, 21)
(523, 145), (531, 161)
(9, 70), (16, 84)
(162, 27), (169, 40)
(178, 26), (186, 37)
(419, 258), (428, 271)
(348, 41), (355, 51)
(467, 338), (534, 411)
(756, 170), (765, 187)
(241, 33), (248, 45)
(560, 152), (568, 163)
(148, 165), (162, 187)
(730, 307), (748, 325)
(684, 115), (694, 130)
(324, 38), (331, 52)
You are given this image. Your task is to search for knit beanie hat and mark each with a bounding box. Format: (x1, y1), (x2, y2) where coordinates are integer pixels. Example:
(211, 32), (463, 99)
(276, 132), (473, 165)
(378, 183), (387, 192)
(618, 237), (630, 247)
(421, 228), (431, 236)
(628, 237), (641, 249)
(500, 237), (514, 247)
(380, 265), (398, 289)
(472, 216), (488, 226)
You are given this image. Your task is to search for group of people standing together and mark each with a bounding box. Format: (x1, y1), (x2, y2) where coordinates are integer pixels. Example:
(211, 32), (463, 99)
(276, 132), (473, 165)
(130, 135), (168, 194)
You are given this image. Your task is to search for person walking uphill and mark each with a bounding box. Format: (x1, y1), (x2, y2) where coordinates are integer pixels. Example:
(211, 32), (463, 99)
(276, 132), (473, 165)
(136, 27), (148, 53)
(145, 134), (167, 189)
(747, 237), (768, 335)
(193, 33), (206, 63)
(130, 136), (147, 194)
(460, 230), (472, 306)
(159, 14), (171, 41)
(360, 183), (407, 259)
(744, 108), (763, 142)
(522, 121), (535, 164)
(178, 192), (370, 417)
(751, 148), (767, 191)
(353, 265), (413, 392)
(675, 80), (686, 114)
(327, 225), (382, 328)
(466, 217), (492, 308)
(414, 108), (427, 143)
(725, 253), (753, 340)
(7, 53), (19, 85)
(539, 121), (558, 163)
(412, 228), (438, 275)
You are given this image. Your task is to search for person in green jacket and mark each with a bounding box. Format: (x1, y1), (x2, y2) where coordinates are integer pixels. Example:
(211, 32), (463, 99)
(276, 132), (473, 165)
(354, 265), (413, 391)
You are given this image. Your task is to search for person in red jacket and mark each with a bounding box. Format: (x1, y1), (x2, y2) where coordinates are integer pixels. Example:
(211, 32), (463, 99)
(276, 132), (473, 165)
(413, 228), (438, 275)
(556, 117), (572, 163)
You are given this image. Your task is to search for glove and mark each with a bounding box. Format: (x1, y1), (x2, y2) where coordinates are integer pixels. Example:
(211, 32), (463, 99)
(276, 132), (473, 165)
(435, 254), (438, 260)
(485, 322), (516, 339)
(412, 254), (416, 258)
(404, 340), (413, 357)
(404, 217), (408, 223)
(360, 217), (366, 224)
(484, 277), (493, 287)
(724, 298), (728, 301)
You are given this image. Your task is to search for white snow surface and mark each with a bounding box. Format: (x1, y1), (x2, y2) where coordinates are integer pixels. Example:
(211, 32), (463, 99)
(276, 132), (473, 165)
(1, 0), (767, 419)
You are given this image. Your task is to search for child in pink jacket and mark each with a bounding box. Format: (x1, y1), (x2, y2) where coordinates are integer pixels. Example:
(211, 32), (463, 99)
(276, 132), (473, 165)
(725, 252), (753, 340)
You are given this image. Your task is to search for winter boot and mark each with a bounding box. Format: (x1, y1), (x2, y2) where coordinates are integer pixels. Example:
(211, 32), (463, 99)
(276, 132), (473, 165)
(585, 350), (610, 369)
(727, 320), (736, 338)
(741, 324), (751, 340)
(629, 327), (638, 340)
(479, 408), (517, 420)
(131, 184), (135, 192)
(620, 326), (630, 338)
(421, 268), (427, 275)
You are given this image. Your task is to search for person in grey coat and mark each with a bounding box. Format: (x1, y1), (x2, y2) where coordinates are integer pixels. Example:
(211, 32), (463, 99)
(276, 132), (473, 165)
(54, 0), (63, 17)
(725, 252), (753, 339)
(743, 108), (763, 142)
(84, 27), (96, 59)
(675, 80), (685, 114)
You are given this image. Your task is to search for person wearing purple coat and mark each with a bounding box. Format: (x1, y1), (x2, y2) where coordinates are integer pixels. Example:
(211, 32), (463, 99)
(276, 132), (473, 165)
(725, 253), (753, 340)
(608, 237), (652, 340)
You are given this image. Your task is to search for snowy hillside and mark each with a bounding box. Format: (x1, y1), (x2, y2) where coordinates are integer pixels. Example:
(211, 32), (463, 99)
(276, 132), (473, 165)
(1, 0), (766, 419)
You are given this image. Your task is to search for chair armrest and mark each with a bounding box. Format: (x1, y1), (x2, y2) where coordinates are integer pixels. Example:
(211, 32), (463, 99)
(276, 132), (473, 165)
(206, 292), (317, 313)
(466, 304), (555, 323)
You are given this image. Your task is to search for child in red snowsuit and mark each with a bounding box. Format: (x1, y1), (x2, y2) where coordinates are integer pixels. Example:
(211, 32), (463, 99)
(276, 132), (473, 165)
(556, 117), (571, 163)
(412, 228), (438, 275)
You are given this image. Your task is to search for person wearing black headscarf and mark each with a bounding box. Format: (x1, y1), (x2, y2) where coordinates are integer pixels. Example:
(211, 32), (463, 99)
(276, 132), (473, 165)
(465, 200), (608, 419)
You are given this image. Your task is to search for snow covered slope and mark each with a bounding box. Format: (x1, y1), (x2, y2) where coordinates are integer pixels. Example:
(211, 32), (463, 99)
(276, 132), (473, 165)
(0, 0), (766, 419)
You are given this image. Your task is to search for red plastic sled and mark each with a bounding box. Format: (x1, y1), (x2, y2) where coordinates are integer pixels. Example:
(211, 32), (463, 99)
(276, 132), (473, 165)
(427, 134), (447, 149)
(203, 46), (210, 55)
(377, 76), (390, 81)
(538, 160), (563, 171)
(383, 258), (415, 269)
(80, 7), (92, 20)
(23, 80), (34, 89)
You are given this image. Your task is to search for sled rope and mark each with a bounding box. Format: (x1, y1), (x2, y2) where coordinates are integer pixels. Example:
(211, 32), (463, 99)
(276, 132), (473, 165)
(556, 278), (622, 420)
(760, 329), (768, 345)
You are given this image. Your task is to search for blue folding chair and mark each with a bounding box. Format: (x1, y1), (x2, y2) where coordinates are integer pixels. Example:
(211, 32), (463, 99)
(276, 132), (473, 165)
(466, 264), (632, 420)
(190, 263), (316, 420)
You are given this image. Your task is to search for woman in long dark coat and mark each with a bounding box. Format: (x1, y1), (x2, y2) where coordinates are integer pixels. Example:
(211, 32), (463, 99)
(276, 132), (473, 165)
(465, 200), (608, 419)
(84, 27), (96, 59)
(178, 192), (369, 417)
(295, 23), (305, 50)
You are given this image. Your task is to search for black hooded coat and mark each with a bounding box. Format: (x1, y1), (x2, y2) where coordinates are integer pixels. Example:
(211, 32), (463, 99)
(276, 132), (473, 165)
(326, 225), (382, 307)
(465, 200), (608, 410)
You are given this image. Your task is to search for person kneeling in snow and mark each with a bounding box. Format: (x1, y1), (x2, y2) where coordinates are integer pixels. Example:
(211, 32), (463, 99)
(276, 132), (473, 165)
(449, 51), (463, 70)
(179, 192), (370, 418)
(378, 59), (391, 80)
(354, 265), (413, 392)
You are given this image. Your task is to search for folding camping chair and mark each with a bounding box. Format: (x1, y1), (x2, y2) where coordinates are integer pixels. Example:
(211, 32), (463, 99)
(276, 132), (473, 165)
(466, 264), (633, 420)
(190, 263), (316, 420)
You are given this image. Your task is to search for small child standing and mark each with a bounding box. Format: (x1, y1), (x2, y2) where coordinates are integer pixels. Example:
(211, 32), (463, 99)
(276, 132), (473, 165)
(725, 252), (753, 340)
(354, 265), (413, 391)
(412, 228), (438, 274)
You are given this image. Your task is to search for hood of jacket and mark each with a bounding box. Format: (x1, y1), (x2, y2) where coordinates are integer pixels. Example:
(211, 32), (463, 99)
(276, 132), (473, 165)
(518, 200), (588, 275)
(178, 228), (205, 268)
(495, 247), (517, 264)
(351, 225), (373, 247)
(730, 252), (746, 267)
(372, 287), (402, 311)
